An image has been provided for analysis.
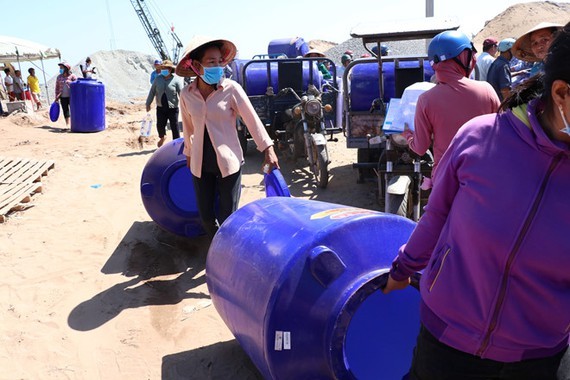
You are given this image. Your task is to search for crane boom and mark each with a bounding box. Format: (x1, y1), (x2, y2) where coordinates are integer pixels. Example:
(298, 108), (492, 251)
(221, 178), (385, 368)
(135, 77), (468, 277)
(170, 27), (184, 65)
(130, 0), (171, 61)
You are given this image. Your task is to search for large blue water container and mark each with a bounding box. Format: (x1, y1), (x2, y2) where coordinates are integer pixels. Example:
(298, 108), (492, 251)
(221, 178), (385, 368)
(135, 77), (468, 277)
(350, 61), (434, 112)
(140, 138), (204, 237)
(69, 78), (105, 132)
(268, 37), (310, 58)
(207, 197), (421, 379)
(241, 61), (323, 96)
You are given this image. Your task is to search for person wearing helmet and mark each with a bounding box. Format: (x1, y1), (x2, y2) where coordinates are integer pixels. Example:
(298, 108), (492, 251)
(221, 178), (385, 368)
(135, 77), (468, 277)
(486, 38), (516, 101)
(372, 43), (390, 57)
(341, 53), (352, 68)
(513, 22), (563, 78)
(54, 62), (77, 129)
(402, 30), (500, 185)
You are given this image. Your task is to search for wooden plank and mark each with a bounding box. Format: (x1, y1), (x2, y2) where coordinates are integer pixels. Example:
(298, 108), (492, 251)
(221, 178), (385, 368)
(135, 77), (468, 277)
(2, 160), (41, 184)
(0, 181), (36, 210)
(0, 182), (43, 215)
(0, 157), (21, 179)
(0, 159), (55, 185)
(0, 157), (55, 222)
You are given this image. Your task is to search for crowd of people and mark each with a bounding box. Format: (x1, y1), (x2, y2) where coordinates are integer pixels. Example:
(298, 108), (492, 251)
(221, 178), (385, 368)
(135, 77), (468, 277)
(161, 23), (569, 379)
(479, 22), (563, 101)
(0, 66), (43, 113)
(384, 21), (570, 380)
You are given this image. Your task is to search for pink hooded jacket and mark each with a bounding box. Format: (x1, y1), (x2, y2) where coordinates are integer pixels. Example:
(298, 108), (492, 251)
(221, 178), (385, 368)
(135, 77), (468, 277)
(407, 53), (500, 180)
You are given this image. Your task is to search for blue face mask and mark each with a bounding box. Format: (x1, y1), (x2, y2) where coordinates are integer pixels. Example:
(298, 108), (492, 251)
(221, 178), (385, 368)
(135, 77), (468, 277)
(160, 69), (170, 76)
(59, 68), (64, 74)
(200, 66), (224, 85)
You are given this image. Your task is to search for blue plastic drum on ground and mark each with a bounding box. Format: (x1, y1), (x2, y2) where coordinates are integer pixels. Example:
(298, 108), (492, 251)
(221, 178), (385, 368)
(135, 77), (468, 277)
(140, 138), (204, 237)
(69, 78), (105, 133)
(207, 197), (420, 379)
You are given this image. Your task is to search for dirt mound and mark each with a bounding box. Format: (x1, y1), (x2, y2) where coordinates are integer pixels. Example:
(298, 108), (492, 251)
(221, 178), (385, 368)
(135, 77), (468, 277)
(47, 50), (156, 103)
(307, 39), (338, 53)
(473, 1), (570, 50)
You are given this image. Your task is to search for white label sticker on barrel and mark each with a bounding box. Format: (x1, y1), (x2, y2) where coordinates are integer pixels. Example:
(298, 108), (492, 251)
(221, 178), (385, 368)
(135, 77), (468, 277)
(275, 331), (283, 351)
(283, 331), (291, 350)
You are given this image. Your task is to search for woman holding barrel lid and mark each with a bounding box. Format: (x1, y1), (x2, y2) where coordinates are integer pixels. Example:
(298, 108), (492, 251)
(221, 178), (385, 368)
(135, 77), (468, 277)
(55, 62), (77, 128)
(384, 23), (570, 380)
(175, 36), (279, 238)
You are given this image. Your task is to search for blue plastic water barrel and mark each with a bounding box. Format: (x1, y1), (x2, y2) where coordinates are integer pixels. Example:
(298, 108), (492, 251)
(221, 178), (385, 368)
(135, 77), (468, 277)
(207, 197), (420, 379)
(350, 61), (434, 112)
(241, 61), (323, 96)
(140, 138), (204, 237)
(268, 37), (310, 58)
(69, 78), (105, 132)
(229, 59), (250, 85)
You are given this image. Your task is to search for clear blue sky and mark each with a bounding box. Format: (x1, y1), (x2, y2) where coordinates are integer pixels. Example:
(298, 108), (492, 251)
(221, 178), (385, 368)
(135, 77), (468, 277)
(4, 0), (566, 81)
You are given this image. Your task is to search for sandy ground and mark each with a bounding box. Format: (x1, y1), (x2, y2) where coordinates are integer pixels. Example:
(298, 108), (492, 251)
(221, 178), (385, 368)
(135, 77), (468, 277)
(0, 101), (378, 379)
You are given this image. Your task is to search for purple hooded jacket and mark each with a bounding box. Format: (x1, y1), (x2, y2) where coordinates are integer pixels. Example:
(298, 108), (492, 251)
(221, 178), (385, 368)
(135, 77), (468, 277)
(390, 99), (570, 362)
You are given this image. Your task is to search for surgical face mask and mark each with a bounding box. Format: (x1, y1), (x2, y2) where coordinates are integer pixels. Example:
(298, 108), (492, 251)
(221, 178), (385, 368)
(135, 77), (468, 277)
(559, 105), (570, 136)
(59, 68), (64, 74)
(199, 64), (224, 85)
(160, 69), (170, 76)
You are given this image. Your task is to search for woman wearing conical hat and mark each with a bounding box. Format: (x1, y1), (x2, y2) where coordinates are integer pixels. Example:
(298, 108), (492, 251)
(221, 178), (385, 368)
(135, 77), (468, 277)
(176, 36), (279, 238)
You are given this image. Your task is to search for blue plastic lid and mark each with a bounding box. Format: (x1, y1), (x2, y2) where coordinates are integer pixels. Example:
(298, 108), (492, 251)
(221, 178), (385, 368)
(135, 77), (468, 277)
(264, 169), (291, 197)
(49, 101), (60, 122)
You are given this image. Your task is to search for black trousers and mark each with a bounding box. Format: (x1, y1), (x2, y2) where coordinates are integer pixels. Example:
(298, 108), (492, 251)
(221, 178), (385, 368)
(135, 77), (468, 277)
(409, 325), (569, 380)
(192, 170), (241, 238)
(156, 106), (180, 139)
(60, 97), (71, 118)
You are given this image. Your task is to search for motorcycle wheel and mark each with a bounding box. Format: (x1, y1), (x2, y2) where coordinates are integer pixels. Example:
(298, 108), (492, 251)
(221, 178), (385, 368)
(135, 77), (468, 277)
(314, 144), (329, 188)
(294, 124), (305, 160)
(387, 188), (411, 218)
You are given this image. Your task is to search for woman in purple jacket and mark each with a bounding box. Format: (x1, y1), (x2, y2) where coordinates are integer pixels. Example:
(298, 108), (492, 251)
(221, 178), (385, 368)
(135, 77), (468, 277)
(384, 23), (570, 379)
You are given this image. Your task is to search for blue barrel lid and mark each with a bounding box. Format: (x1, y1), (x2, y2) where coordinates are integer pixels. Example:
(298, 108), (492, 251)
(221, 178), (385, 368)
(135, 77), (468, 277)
(264, 169), (291, 197)
(49, 101), (60, 122)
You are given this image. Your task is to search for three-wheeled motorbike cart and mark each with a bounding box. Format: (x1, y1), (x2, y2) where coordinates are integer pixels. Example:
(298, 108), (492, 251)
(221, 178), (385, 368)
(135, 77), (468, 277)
(343, 18), (459, 220)
(230, 56), (343, 188)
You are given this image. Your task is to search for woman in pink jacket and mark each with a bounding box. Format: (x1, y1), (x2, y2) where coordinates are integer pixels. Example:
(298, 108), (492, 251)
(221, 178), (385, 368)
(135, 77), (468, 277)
(385, 23), (570, 379)
(175, 36), (279, 238)
(403, 31), (500, 187)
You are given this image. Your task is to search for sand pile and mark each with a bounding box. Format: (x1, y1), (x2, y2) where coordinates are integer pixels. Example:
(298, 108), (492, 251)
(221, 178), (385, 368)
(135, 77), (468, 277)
(47, 49), (157, 103)
(473, 1), (570, 50)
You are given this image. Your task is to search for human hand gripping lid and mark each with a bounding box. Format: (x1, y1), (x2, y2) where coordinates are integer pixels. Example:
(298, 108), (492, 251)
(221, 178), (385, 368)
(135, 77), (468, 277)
(381, 271), (421, 294)
(262, 145), (280, 173)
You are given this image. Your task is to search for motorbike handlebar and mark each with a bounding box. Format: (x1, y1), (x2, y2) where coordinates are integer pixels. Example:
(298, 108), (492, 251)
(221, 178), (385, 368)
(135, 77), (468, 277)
(321, 82), (339, 93)
(276, 87), (303, 102)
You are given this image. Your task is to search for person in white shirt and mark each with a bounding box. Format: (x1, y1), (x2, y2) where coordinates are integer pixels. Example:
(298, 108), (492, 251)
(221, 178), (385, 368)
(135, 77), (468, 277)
(4, 68), (14, 101)
(81, 57), (96, 79)
(475, 37), (498, 81)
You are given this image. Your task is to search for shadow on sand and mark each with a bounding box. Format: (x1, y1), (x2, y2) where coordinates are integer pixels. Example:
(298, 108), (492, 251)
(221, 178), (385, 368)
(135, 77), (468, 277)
(38, 124), (69, 133)
(67, 221), (211, 331)
(162, 340), (263, 380)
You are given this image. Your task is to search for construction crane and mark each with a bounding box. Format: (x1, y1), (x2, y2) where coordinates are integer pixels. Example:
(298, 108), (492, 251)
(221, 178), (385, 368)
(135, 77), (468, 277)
(129, 0), (183, 63)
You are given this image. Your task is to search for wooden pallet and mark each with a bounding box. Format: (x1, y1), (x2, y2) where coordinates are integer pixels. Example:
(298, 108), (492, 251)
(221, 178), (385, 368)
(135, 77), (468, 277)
(0, 157), (55, 223)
